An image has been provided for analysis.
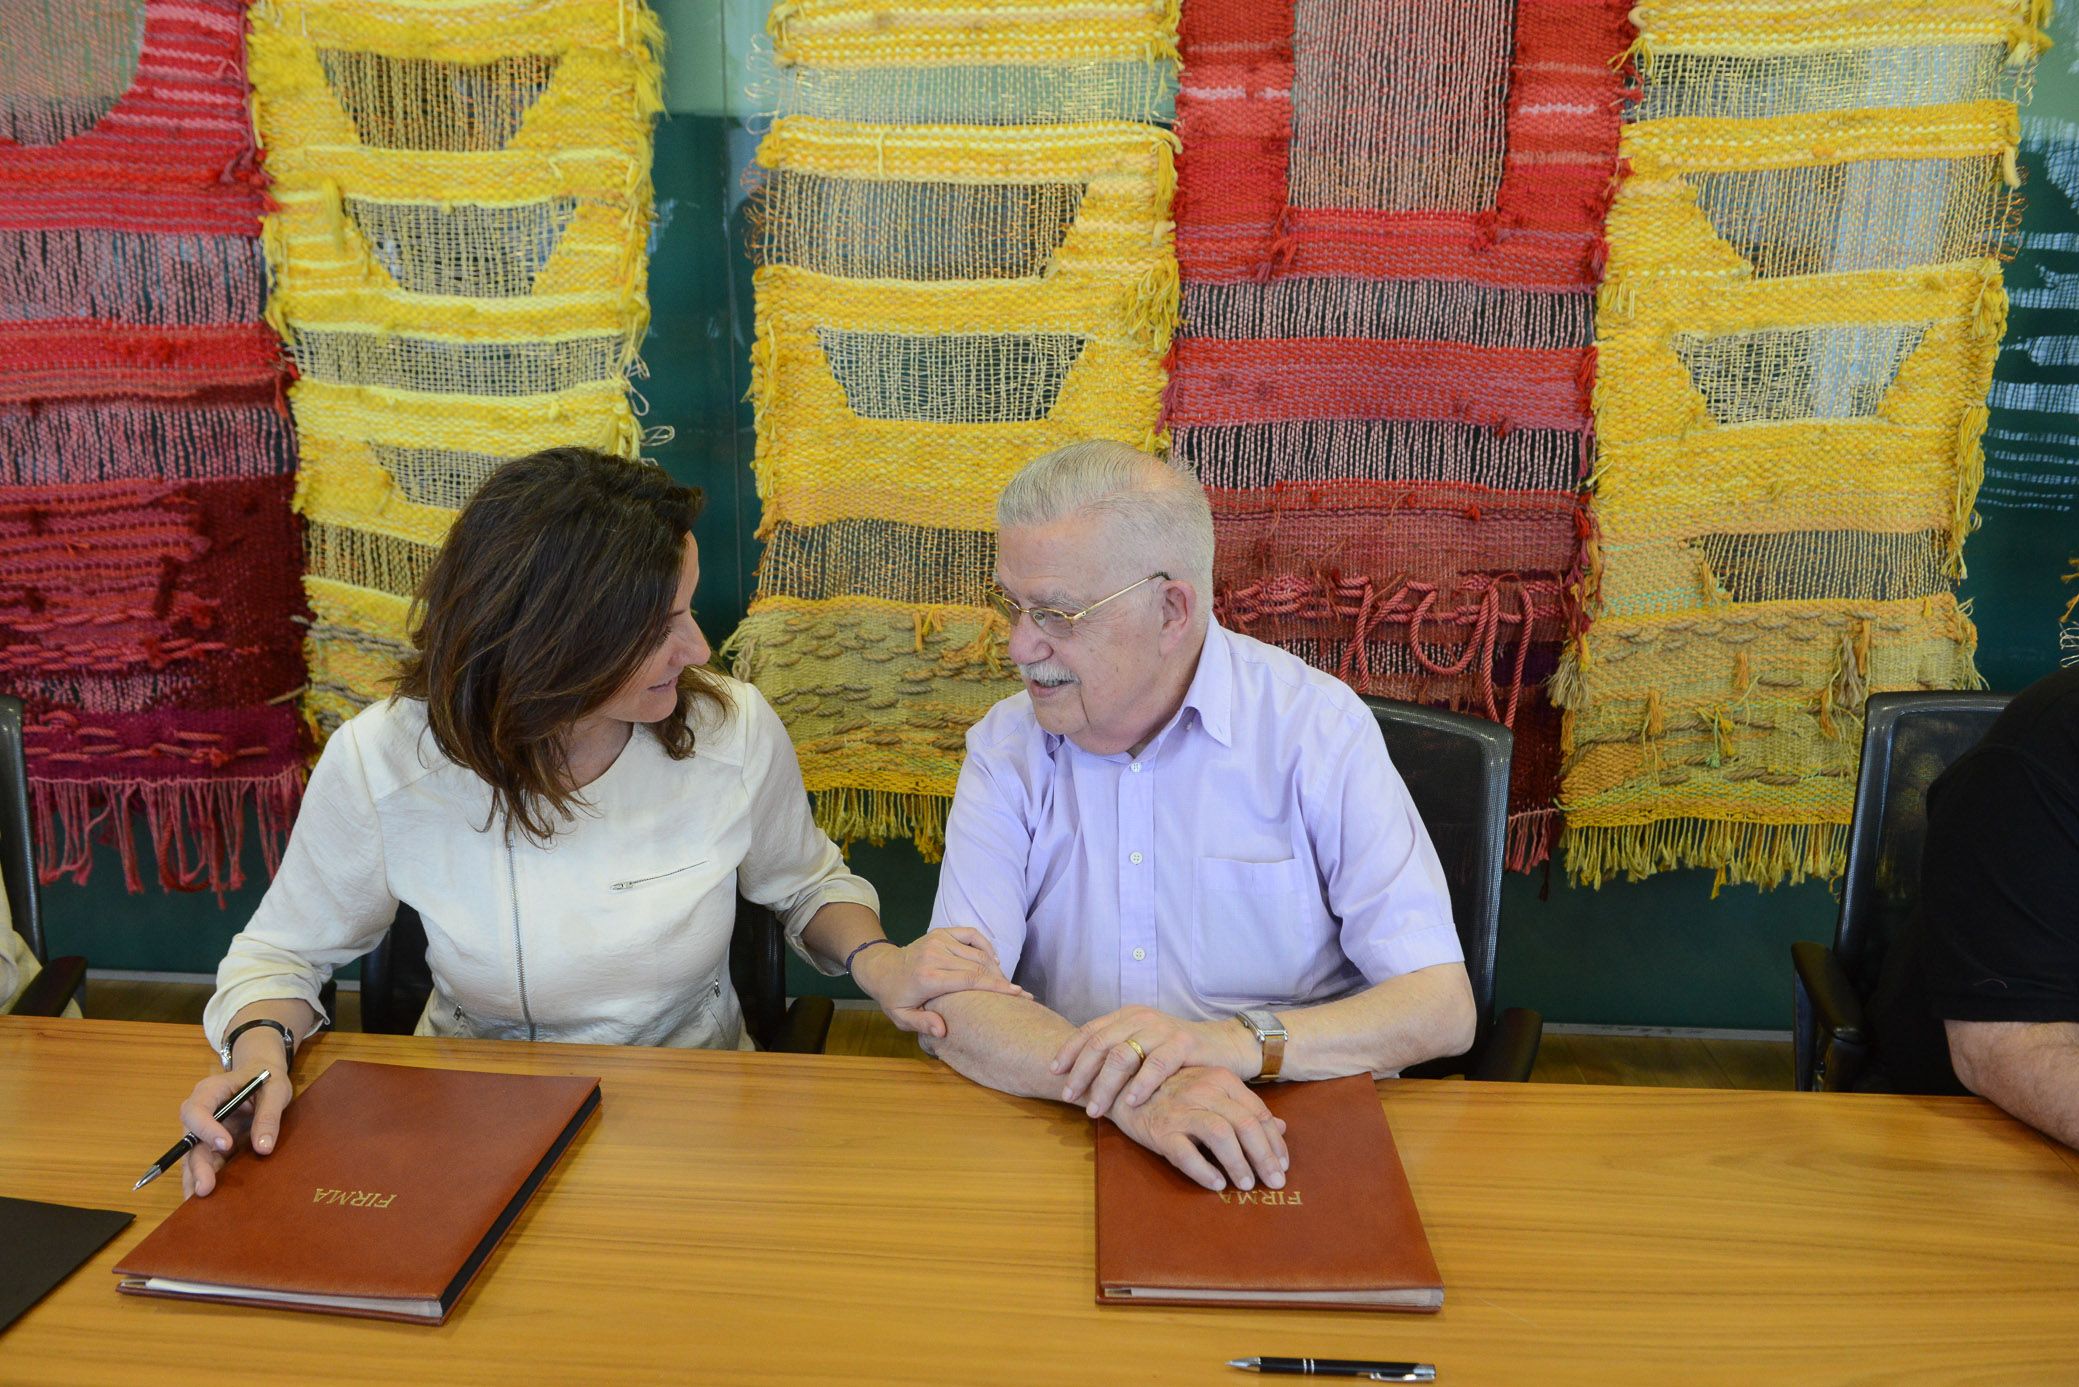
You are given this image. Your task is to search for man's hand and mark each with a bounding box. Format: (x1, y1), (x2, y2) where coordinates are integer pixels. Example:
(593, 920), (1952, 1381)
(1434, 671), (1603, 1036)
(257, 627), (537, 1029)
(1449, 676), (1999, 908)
(1051, 1004), (1259, 1118)
(1106, 1066), (1289, 1192)
(851, 928), (1032, 1039)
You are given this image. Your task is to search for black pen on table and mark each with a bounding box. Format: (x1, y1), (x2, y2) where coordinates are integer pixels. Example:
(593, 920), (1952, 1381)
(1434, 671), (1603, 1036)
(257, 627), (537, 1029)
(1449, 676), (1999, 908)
(133, 1069), (271, 1190)
(1229, 1358), (1436, 1382)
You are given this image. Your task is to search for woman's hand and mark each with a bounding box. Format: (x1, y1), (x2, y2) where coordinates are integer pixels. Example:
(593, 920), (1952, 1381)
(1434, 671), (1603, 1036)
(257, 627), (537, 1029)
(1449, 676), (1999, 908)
(178, 1034), (294, 1198)
(1050, 1004), (1261, 1119)
(851, 928), (1033, 1038)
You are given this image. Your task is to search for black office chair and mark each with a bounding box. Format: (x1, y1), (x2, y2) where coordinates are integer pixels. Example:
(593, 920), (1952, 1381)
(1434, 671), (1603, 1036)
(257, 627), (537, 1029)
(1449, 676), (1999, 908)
(1791, 691), (2010, 1092)
(1364, 697), (1542, 1081)
(0, 695), (86, 1017)
(350, 896), (835, 1053)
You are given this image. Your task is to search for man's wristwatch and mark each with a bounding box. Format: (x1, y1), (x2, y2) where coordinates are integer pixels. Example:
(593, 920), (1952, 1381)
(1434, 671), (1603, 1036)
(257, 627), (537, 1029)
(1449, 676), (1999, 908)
(219, 1018), (297, 1072)
(1234, 1008), (1287, 1082)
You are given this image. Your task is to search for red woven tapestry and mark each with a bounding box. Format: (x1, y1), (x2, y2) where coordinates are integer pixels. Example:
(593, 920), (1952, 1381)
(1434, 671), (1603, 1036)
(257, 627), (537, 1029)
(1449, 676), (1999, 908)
(1167, 0), (1629, 867)
(0, 0), (305, 894)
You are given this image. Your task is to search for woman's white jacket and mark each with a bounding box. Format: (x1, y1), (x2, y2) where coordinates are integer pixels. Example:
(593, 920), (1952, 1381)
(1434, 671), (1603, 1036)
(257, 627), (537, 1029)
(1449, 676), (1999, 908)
(203, 679), (876, 1051)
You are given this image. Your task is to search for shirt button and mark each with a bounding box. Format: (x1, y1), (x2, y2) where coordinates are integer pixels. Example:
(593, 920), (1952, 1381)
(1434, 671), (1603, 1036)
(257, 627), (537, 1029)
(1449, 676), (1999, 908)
(1132, 947), (1147, 962)
(1130, 762), (1142, 773)
(1129, 851), (1144, 865)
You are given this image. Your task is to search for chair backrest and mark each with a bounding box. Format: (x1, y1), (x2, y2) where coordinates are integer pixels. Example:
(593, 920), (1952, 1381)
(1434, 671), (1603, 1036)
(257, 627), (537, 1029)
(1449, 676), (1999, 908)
(0, 695), (45, 961)
(360, 904), (433, 1035)
(1834, 691), (2011, 997)
(359, 898), (791, 1046)
(1362, 697), (1511, 1067)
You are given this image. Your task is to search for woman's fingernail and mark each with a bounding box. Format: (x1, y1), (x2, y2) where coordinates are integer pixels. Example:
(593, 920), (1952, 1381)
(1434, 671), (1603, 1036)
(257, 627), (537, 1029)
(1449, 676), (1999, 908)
(255, 1135), (271, 1153)
(214, 1136), (231, 1152)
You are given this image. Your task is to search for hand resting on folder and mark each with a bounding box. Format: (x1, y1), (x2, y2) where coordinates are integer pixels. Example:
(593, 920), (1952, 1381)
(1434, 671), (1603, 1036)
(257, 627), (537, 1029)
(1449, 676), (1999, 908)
(178, 999), (309, 1197)
(1102, 1065), (1289, 1193)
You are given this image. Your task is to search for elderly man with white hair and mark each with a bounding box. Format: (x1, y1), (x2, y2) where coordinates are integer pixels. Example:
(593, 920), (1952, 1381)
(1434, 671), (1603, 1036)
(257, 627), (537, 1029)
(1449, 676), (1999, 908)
(919, 440), (1476, 1193)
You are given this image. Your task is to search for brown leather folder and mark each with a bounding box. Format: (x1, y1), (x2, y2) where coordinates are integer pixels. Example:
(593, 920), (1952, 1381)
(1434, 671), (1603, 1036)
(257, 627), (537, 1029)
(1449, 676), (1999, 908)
(115, 1060), (599, 1324)
(1094, 1072), (1442, 1310)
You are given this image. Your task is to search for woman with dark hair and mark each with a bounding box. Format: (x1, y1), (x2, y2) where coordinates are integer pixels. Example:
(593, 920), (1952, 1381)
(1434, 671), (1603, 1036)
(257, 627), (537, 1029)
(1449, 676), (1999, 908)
(174, 448), (1022, 1196)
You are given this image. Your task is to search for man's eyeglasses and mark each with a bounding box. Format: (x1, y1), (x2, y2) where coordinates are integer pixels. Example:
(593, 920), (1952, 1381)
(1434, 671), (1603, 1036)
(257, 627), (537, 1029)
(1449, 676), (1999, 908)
(984, 573), (1170, 641)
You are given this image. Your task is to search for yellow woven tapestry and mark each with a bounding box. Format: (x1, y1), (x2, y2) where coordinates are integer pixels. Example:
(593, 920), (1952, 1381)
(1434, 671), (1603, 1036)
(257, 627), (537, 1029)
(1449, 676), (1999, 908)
(1557, 0), (2052, 888)
(728, 0), (1178, 858)
(248, 0), (661, 736)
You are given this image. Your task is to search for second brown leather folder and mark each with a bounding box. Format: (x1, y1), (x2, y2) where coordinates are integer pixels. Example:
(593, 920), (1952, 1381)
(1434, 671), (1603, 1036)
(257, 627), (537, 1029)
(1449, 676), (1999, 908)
(1095, 1072), (1442, 1310)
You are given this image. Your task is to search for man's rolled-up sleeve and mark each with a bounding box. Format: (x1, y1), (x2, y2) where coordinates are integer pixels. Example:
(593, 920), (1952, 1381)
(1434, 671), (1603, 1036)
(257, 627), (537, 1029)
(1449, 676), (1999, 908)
(928, 730), (1033, 978)
(1312, 715), (1464, 983)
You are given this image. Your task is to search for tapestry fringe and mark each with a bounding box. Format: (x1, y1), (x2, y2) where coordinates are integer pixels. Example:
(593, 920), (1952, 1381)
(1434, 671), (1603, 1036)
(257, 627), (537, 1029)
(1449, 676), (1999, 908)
(33, 764), (305, 899)
(811, 786), (950, 865)
(1505, 806), (1560, 873)
(1563, 818), (1848, 892)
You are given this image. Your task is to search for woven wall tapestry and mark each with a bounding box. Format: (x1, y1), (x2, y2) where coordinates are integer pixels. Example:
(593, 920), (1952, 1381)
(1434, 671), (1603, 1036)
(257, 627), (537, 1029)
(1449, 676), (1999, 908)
(729, 0), (1178, 859)
(0, 0), (305, 894)
(248, 0), (661, 738)
(1165, 0), (1631, 869)
(2064, 556), (2079, 666)
(1556, 0), (2052, 889)
(1980, 114), (2079, 512)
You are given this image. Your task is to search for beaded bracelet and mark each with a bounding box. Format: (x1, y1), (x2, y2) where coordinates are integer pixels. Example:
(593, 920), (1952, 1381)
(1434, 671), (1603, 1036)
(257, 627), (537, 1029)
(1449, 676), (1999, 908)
(842, 937), (898, 975)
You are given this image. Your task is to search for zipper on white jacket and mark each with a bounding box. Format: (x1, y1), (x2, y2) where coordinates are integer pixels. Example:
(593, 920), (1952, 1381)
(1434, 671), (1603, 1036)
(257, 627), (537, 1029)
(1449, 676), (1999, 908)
(508, 841), (536, 1042)
(610, 860), (706, 892)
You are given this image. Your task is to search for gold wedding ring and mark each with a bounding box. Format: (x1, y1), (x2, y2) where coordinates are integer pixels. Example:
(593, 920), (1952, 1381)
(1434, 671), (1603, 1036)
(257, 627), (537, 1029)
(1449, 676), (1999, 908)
(1124, 1038), (1147, 1061)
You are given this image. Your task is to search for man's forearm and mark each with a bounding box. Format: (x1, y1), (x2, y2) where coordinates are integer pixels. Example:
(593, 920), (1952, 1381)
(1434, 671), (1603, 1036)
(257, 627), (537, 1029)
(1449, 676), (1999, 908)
(1278, 963), (1477, 1081)
(1947, 1020), (2079, 1149)
(923, 990), (1080, 1100)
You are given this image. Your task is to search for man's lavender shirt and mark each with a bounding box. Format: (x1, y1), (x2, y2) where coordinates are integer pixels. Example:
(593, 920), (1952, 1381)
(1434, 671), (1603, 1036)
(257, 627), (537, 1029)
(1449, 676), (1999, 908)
(928, 621), (1463, 1026)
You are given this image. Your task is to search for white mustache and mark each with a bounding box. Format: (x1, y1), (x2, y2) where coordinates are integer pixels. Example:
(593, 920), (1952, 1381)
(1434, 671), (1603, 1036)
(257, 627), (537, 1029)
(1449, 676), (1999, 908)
(1018, 662), (1078, 686)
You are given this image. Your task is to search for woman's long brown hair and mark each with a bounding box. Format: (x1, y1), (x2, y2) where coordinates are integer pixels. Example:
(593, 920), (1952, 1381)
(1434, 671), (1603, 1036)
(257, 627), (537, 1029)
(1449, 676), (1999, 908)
(392, 447), (727, 842)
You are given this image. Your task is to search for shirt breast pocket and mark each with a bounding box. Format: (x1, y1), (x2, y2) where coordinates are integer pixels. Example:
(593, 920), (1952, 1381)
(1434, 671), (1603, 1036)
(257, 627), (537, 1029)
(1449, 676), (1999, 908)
(1191, 855), (1329, 1003)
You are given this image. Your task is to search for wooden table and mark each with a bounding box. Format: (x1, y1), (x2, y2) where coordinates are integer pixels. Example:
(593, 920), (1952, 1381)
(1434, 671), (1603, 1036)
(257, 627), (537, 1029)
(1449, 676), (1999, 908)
(4, 1018), (2077, 1385)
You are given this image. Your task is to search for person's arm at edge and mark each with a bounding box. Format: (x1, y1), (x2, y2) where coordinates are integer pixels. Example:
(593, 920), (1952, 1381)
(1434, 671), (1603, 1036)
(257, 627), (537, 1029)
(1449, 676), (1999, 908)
(1946, 1020), (2079, 1150)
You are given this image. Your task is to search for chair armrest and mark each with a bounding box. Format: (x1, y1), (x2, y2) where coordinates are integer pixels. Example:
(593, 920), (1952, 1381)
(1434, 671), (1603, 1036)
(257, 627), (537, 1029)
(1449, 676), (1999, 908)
(1791, 940), (1865, 1045)
(770, 996), (835, 1054)
(13, 955), (86, 1017)
(1469, 1007), (1542, 1083)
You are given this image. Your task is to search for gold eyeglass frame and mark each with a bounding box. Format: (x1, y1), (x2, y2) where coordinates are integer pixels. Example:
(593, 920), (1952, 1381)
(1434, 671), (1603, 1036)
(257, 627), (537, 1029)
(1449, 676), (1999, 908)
(984, 572), (1171, 641)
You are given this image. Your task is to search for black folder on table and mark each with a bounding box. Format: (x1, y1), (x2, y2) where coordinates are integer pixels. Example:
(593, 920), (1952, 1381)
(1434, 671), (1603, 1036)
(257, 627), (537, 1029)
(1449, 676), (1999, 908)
(0, 1195), (134, 1333)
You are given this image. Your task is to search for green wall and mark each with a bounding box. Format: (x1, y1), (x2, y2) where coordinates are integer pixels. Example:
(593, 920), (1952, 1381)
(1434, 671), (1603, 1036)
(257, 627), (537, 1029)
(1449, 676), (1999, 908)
(46, 2), (2078, 1033)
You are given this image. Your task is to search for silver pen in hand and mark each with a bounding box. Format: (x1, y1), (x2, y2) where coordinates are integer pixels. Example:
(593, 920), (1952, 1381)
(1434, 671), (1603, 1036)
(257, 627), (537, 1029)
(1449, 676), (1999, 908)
(134, 1069), (272, 1190)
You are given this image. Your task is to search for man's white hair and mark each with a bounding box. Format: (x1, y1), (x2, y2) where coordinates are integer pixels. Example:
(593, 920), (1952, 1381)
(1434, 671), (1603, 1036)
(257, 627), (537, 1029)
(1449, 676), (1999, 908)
(996, 440), (1215, 618)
